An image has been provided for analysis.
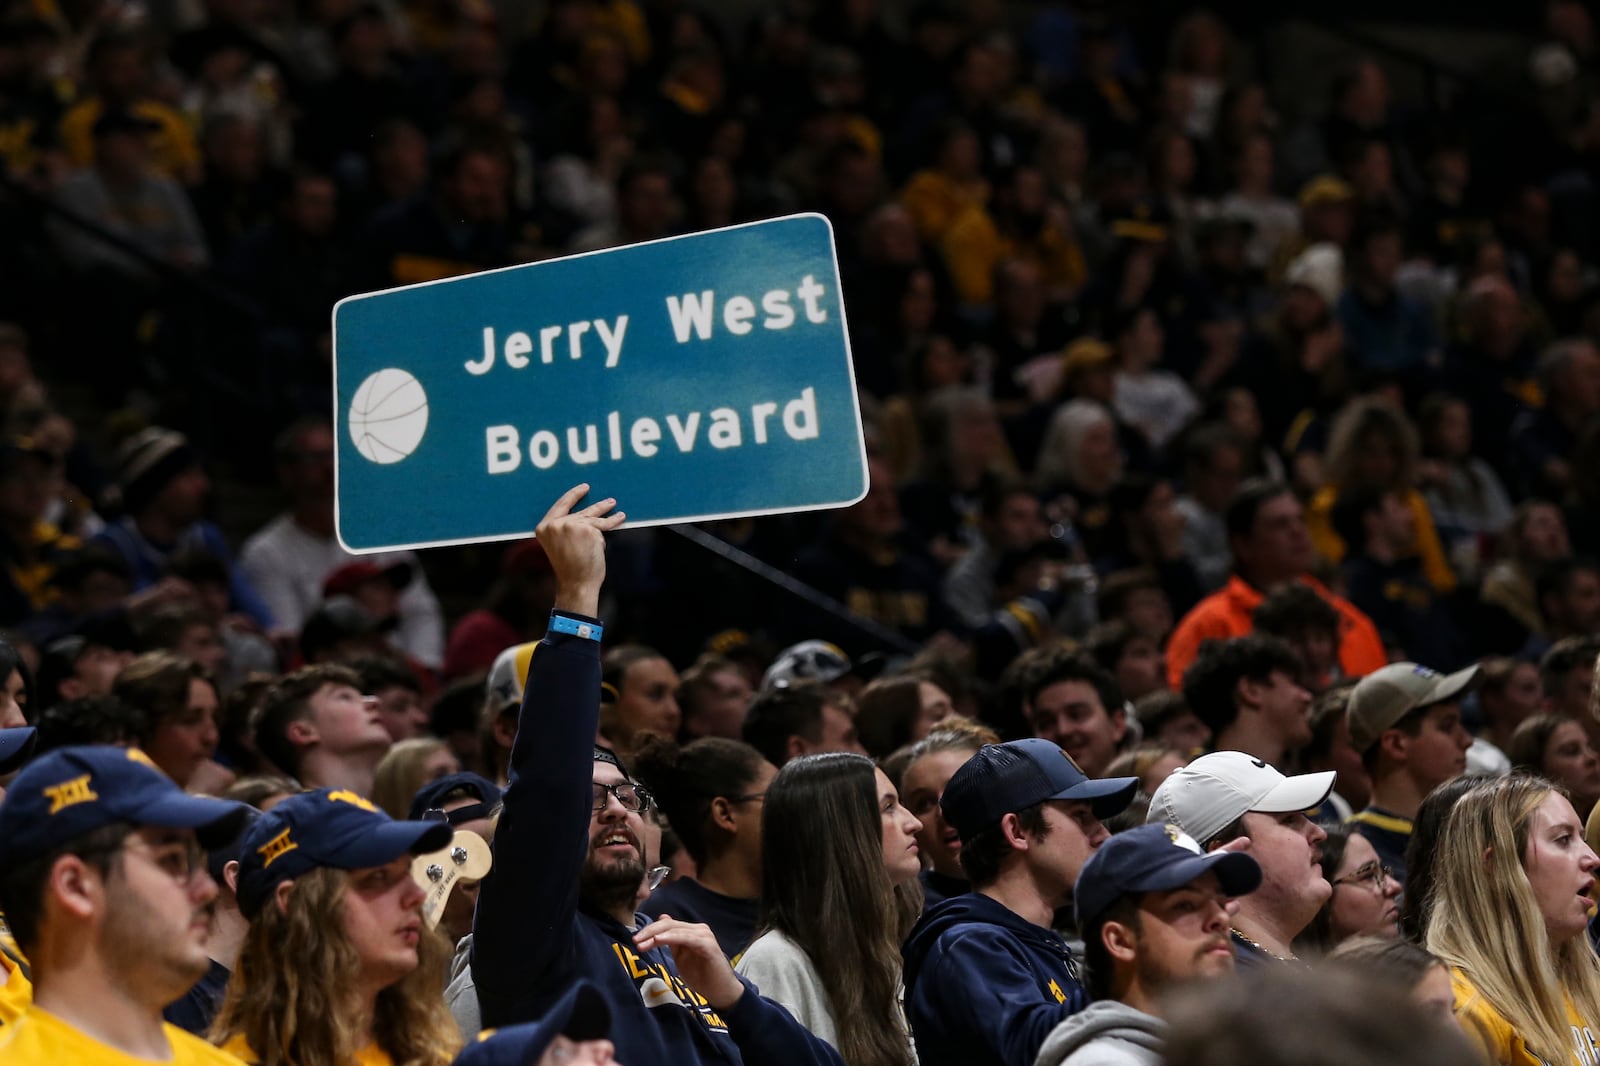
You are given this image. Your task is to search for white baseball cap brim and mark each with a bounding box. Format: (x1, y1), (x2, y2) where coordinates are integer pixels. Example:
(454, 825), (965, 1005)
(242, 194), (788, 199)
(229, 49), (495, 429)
(1146, 751), (1336, 846)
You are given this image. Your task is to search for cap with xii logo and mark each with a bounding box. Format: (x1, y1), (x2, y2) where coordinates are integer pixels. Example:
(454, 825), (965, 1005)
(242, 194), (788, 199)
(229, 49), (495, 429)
(0, 745), (247, 867)
(1145, 751), (1335, 847)
(939, 738), (1138, 840)
(234, 787), (453, 918)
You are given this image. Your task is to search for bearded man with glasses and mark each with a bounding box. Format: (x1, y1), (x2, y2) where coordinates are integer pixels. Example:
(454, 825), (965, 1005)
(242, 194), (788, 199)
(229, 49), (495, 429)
(466, 485), (849, 1066)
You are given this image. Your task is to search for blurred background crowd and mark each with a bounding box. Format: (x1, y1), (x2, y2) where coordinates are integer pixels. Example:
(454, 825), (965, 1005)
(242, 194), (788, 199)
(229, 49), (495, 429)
(0, 0), (1598, 791)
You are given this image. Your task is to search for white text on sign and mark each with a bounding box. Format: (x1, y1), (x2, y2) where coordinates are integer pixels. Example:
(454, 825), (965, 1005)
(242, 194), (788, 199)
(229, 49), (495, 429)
(484, 387), (819, 473)
(665, 275), (829, 343)
(460, 275), (830, 376)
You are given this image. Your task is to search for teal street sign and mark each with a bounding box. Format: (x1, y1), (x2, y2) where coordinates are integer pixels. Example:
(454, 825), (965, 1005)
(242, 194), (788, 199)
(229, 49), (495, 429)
(332, 213), (869, 553)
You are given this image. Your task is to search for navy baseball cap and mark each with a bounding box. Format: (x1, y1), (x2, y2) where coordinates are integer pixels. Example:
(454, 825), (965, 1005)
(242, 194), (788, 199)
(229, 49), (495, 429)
(1074, 822), (1262, 928)
(234, 788), (453, 918)
(206, 807), (261, 887)
(408, 771), (503, 823)
(940, 738), (1138, 839)
(0, 726), (35, 773)
(0, 745), (247, 866)
(453, 980), (611, 1066)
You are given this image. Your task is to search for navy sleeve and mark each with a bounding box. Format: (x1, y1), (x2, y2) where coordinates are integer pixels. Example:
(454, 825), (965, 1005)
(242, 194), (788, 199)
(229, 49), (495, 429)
(471, 614), (603, 1026)
(722, 975), (849, 1066)
(909, 928), (1084, 1066)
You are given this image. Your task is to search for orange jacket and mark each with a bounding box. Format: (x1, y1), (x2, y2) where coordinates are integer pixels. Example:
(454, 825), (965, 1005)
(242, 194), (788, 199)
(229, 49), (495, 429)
(1165, 574), (1388, 688)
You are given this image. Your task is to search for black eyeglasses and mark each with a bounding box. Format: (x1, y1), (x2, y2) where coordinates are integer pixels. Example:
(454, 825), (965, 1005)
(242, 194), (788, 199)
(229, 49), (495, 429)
(123, 836), (208, 884)
(1332, 861), (1394, 892)
(593, 782), (654, 812)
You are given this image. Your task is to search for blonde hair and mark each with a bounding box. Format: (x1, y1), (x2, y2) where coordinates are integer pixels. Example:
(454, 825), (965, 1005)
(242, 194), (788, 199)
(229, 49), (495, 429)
(1425, 775), (1600, 1064)
(372, 738), (455, 819)
(210, 866), (459, 1066)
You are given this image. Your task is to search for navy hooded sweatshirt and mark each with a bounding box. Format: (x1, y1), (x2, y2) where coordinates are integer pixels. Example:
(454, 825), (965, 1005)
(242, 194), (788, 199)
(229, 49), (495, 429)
(472, 615), (845, 1066)
(902, 892), (1090, 1066)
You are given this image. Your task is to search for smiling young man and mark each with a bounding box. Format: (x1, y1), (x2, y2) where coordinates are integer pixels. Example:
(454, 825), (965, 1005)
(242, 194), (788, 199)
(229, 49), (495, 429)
(252, 663), (395, 795)
(470, 485), (850, 1066)
(902, 738), (1138, 1066)
(0, 744), (248, 1063)
(1345, 662), (1479, 885)
(1035, 822), (1262, 1066)
(1020, 651), (1131, 781)
(1146, 751), (1335, 966)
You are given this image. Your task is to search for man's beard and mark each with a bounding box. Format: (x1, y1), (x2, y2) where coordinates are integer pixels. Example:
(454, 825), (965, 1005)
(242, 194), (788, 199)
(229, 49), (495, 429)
(581, 846), (646, 918)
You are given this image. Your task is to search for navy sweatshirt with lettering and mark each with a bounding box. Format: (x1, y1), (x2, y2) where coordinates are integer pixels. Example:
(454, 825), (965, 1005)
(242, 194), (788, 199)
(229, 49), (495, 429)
(902, 893), (1091, 1066)
(472, 615), (844, 1066)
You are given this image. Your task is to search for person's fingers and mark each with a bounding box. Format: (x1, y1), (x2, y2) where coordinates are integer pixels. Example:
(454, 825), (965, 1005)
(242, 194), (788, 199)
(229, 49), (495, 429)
(575, 495), (618, 517)
(539, 484), (592, 525)
(596, 510), (626, 529)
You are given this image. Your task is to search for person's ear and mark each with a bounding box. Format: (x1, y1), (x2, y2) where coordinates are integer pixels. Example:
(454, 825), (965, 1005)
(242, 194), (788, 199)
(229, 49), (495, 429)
(710, 796), (738, 833)
(286, 718), (318, 748)
(785, 734), (807, 763)
(273, 878), (295, 914)
(1379, 727), (1408, 764)
(1000, 812), (1030, 851)
(58, 678), (87, 702)
(1102, 919), (1139, 964)
(1110, 701), (1129, 743)
(1236, 675), (1261, 712)
(47, 853), (105, 922)
(223, 858), (242, 895)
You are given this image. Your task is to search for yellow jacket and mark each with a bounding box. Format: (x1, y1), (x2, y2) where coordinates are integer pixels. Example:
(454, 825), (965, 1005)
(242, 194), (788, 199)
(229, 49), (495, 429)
(900, 170), (988, 245)
(939, 205), (1087, 308)
(58, 98), (199, 179)
(1307, 485), (1457, 594)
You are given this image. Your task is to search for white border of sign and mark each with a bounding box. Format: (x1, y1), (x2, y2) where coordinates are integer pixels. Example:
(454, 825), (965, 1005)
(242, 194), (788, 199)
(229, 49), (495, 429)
(331, 212), (870, 555)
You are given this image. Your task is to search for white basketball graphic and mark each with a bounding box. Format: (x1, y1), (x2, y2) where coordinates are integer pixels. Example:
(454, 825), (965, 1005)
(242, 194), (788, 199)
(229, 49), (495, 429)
(349, 369), (429, 464)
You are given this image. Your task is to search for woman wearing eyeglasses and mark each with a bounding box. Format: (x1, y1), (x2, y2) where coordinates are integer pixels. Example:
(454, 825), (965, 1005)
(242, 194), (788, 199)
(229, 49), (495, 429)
(735, 753), (924, 1066)
(1295, 827), (1402, 954)
(632, 736), (778, 960)
(1427, 774), (1600, 1066)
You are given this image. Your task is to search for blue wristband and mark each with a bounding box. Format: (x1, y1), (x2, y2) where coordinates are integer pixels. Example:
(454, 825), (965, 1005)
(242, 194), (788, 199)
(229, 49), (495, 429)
(549, 614), (603, 642)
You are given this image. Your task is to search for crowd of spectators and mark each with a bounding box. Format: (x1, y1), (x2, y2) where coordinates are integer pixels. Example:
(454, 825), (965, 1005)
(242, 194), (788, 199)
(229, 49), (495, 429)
(0, 0), (1599, 1064)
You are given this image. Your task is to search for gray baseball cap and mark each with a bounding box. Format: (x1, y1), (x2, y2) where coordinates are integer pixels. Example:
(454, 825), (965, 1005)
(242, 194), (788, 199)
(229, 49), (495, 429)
(1346, 662), (1481, 754)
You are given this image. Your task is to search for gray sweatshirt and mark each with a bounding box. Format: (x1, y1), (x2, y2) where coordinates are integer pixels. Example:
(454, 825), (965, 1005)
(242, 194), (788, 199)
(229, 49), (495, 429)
(1034, 1000), (1164, 1066)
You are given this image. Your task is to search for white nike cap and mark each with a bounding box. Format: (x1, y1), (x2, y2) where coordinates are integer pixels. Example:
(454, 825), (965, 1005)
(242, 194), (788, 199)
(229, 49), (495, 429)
(1146, 750), (1336, 846)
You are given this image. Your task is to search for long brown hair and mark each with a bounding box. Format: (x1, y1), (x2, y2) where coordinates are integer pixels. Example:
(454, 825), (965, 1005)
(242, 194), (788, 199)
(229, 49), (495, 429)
(1426, 775), (1600, 1065)
(758, 753), (919, 1066)
(210, 866), (460, 1066)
